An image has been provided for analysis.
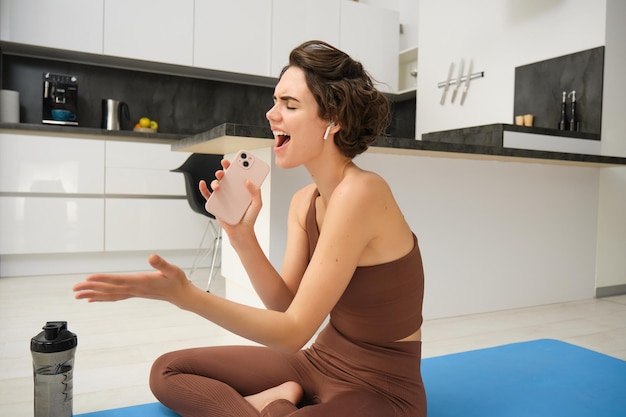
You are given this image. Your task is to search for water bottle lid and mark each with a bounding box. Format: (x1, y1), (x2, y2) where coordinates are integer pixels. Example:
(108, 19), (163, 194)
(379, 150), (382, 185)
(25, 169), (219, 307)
(30, 321), (78, 353)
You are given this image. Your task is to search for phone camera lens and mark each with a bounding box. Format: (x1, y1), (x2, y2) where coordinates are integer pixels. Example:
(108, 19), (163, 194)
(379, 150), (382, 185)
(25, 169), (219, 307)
(243, 161), (249, 167)
(241, 153), (247, 159)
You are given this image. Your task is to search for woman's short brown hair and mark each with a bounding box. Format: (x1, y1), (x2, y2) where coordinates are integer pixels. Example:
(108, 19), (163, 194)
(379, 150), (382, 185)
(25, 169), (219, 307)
(281, 40), (391, 158)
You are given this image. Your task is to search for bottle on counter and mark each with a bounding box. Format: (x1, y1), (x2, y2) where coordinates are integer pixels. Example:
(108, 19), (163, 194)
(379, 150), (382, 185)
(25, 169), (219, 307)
(558, 91), (568, 130)
(568, 90), (578, 132)
(31, 321), (78, 417)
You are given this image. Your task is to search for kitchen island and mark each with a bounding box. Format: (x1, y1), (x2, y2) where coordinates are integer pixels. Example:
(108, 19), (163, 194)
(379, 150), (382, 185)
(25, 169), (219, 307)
(171, 123), (626, 319)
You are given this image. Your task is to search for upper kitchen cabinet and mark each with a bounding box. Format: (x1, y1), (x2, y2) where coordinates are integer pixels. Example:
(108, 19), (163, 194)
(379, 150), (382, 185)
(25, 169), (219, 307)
(0, 0), (104, 54)
(270, 0), (341, 78)
(194, 0), (272, 77)
(340, 1), (399, 93)
(398, 47), (418, 94)
(103, 0), (194, 66)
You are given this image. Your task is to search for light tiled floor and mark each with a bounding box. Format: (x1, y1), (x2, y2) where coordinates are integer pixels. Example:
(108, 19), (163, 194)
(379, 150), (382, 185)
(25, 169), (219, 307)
(1, 269), (625, 415)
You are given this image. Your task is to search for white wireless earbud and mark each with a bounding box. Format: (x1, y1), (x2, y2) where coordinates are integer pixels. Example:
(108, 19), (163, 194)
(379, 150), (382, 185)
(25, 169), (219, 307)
(323, 121), (335, 140)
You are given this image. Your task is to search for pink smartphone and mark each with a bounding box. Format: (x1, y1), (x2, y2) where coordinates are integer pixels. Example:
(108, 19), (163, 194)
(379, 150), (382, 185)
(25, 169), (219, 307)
(205, 150), (270, 225)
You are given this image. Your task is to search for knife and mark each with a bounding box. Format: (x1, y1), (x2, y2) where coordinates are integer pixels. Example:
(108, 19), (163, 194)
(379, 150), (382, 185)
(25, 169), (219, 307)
(460, 59), (474, 105)
(451, 58), (465, 103)
(440, 62), (455, 105)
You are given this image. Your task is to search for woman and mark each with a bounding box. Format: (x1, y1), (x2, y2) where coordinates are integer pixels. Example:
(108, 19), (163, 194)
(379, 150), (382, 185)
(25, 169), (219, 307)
(74, 40), (426, 417)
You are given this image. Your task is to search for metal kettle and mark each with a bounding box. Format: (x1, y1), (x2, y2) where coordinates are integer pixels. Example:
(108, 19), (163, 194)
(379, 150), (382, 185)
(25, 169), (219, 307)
(101, 99), (130, 131)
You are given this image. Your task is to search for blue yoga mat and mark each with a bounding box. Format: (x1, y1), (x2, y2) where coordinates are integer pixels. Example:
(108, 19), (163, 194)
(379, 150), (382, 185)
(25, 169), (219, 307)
(422, 338), (626, 417)
(76, 402), (179, 417)
(76, 339), (626, 417)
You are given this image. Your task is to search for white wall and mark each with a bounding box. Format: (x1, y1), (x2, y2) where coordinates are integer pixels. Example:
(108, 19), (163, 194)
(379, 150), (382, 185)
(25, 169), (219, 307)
(356, 152), (599, 319)
(595, 0), (626, 293)
(415, 0), (607, 139)
(601, 0), (626, 158)
(410, 0), (626, 294)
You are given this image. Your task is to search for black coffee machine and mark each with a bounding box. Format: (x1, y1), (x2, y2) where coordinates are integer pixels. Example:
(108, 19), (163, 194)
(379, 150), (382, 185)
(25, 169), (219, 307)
(42, 72), (79, 126)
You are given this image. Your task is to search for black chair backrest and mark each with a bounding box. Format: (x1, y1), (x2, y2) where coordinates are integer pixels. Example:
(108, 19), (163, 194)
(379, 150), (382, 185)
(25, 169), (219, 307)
(172, 153), (224, 219)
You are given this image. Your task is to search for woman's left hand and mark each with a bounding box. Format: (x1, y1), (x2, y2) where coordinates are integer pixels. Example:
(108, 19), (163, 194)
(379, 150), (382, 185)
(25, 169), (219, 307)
(73, 254), (193, 306)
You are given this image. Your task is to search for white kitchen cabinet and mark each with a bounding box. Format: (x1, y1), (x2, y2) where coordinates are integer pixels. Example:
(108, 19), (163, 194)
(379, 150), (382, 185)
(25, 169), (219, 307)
(0, 134), (105, 194)
(0, 131), (205, 257)
(0, 196), (104, 254)
(270, 0), (341, 77)
(0, 0), (104, 54)
(104, 198), (207, 251)
(194, 0), (272, 76)
(104, 141), (205, 252)
(0, 133), (105, 254)
(105, 141), (190, 196)
(103, 0), (194, 66)
(398, 47), (418, 94)
(340, 1), (399, 93)
(272, 1), (400, 92)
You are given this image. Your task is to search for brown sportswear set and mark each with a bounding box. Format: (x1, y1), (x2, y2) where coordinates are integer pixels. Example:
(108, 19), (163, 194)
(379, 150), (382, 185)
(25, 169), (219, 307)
(150, 189), (426, 416)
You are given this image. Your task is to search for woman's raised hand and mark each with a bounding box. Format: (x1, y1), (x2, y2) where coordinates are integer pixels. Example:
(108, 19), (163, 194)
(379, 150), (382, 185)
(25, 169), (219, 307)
(73, 254), (193, 307)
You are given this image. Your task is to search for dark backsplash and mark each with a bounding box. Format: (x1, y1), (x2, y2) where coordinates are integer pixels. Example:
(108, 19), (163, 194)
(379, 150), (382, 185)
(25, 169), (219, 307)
(1, 54), (415, 138)
(2, 55), (273, 134)
(390, 97), (416, 139)
(514, 47), (604, 135)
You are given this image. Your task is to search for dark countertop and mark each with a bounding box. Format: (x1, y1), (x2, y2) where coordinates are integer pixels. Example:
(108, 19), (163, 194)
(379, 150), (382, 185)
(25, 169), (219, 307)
(3, 122), (626, 167)
(0, 122), (187, 144)
(172, 124), (274, 155)
(422, 123), (600, 146)
(174, 123), (626, 167)
(411, 123), (623, 166)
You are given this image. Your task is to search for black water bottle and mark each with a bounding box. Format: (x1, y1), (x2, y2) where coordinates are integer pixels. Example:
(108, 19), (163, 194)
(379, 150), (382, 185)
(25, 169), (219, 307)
(558, 91), (568, 130)
(568, 90), (578, 132)
(31, 321), (78, 417)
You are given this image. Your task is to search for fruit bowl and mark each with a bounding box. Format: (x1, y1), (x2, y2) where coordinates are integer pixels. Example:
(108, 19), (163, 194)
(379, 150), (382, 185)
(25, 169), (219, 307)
(133, 127), (157, 133)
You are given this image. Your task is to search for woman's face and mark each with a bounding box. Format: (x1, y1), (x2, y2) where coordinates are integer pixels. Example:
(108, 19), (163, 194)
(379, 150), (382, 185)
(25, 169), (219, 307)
(266, 66), (328, 168)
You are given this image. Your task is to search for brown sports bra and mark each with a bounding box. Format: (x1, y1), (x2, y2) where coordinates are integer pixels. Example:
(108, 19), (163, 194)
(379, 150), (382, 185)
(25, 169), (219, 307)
(305, 189), (425, 344)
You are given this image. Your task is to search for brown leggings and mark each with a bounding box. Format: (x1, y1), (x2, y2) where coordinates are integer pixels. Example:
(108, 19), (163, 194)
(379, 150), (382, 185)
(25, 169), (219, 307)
(149, 326), (426, 417)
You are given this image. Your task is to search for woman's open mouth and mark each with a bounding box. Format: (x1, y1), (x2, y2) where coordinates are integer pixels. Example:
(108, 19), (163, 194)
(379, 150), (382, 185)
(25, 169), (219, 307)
(273, 131), (291, 148)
